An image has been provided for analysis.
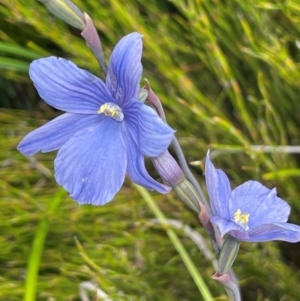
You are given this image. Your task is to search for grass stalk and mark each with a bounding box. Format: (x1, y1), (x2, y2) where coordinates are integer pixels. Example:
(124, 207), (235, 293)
(23, 188), (66, 301)
(134, 184), (214, 301)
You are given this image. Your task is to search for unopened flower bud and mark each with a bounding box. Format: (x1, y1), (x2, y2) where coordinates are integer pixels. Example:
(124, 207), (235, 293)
(152, 150), (184, 187)
(217, 235), (240, 275)
(174, 179), (201, 213)
(38, 0), (85, 30)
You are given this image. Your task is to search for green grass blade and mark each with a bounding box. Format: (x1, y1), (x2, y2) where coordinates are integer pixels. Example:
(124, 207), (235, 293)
(0, 57), (29, 72)
(0, 42), (43, 60)
(134, 184), (214, 301)
(23, 187), (66, 301)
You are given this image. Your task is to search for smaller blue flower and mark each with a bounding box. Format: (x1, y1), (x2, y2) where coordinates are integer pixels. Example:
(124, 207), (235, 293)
(18, 32), (174, 205)
(205, 151), (300, 243)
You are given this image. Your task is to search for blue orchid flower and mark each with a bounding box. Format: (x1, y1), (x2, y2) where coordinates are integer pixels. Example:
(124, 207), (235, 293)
(205, 151), (300, 242)
(18, 32), (174, 205)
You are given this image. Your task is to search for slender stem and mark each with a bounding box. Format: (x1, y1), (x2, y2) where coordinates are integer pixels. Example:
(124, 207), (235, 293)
(23, 188), (66, 301)
(226, 280), (241, 301)
(227, 274), (241, 301)
(134, 184), (214, 301)
(228, 270), (240, 301)
(231, 284), (241, 301)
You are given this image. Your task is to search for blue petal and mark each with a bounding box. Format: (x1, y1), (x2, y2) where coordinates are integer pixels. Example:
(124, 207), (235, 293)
(30, 57), (113, 113)
(123, 100), (174, 157)
(17, 113), (103, 156)
(54, 118), (127, 205)
(210, 216), (249, 240)
(229, 181), (290, 227)
(205, 151), (231, 218)
(106, 33), (143, 106)
(246, 223), (300, 242)
(123, 127), (171, 193)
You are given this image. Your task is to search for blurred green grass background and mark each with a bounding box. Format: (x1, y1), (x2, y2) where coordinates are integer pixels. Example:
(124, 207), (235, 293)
(1, 0), (300, 300)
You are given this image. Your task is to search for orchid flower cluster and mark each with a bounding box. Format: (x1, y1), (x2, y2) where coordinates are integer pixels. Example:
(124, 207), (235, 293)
(17, 1), (300, 300)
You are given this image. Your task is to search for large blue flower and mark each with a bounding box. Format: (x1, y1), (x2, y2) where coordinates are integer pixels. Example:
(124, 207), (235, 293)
(205, 151), (300, 242)
(18, 32), (174, 205)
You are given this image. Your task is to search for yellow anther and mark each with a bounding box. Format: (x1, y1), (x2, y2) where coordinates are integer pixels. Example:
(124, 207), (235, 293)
(233, 209), (250, 230)
(98, 103), (114, 115)
(97, 102), (124, 122)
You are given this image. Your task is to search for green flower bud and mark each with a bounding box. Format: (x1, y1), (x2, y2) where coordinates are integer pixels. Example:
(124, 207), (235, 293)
(38, 0), (85, 30)
(173, 179), (201, 213)
(217, 235), (240, 275)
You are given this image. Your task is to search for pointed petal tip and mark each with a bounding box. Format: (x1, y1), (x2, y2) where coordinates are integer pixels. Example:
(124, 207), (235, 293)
(127, 31), (143, 38)
(17, 139), (36, 157)
(205, 149), (215, 176)
(205, 149), (211, 162)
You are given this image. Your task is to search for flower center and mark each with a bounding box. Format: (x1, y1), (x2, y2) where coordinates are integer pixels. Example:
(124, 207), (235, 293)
(98, 102), (124, 121)
(232, 208), (250, 230)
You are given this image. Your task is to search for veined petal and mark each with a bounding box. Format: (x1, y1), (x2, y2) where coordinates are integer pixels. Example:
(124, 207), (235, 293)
(123, 100), (174, 157)
(123, 129), (171, 193)
(229, 181), (290, 227)
(30, 57), (113, 113)
(106, 32), (143, 105)
(17, 113), (103, 156)
(246, 223), (300, 242)
(54, 118), (127, 205)
(205, 151), (231, 218)
(210, 216), (249, 240)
